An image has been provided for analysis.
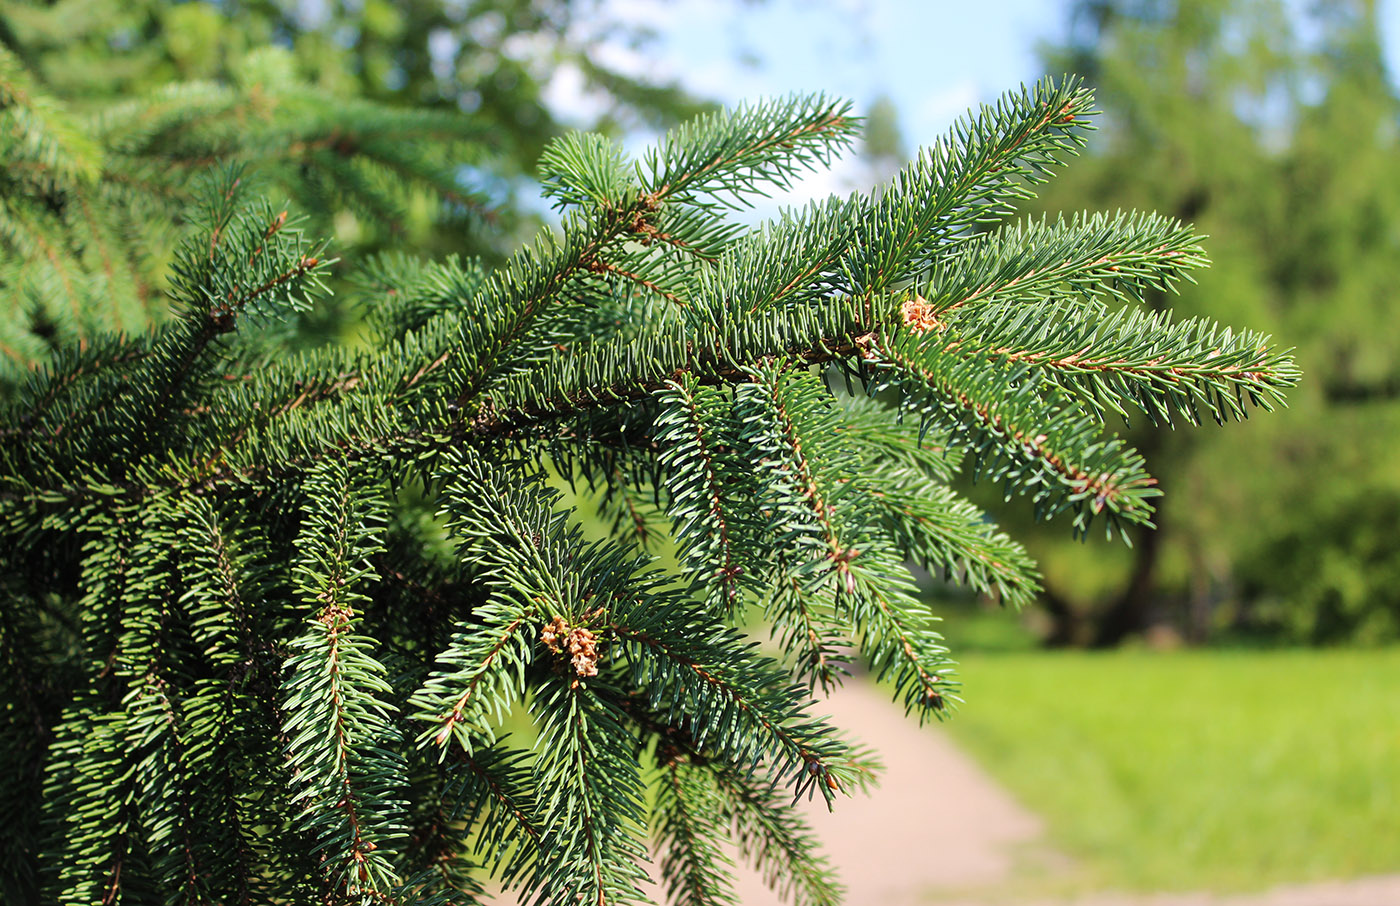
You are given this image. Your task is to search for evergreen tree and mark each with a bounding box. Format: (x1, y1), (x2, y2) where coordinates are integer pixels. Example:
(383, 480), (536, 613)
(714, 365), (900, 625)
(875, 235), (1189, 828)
(0, 79), (1296, 905)
(0, 37), (489, 387)
(0, 0), (716, 392)
(1, 0), (712, 179)
(1024, 0), (1400, 644)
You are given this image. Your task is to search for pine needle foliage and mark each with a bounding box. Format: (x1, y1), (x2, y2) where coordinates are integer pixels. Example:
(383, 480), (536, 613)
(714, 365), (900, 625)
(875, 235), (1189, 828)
(0, 41), (489, 388)
(0, 78), (1298, 905)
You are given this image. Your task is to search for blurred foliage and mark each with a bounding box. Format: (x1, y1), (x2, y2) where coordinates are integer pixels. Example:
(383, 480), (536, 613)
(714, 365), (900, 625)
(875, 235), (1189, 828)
(0, 0), (714, 385)
(1013, 0), (1400, 645)
(2, 0), (711, 176)
(949, 649), (1400, 890)
(1239, 491), (1400, 643)
(0, 37), (493, 373)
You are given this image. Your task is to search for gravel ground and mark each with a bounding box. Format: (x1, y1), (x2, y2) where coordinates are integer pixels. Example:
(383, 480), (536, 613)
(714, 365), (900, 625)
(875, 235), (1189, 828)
(491, 679), (1399, 906)
(722, 681), (1400, 906)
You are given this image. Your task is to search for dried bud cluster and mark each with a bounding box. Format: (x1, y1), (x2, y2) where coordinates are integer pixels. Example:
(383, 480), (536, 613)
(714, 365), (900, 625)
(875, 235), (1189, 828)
(568, 627), (599, 677)
(317, 603), (353, 627)
(540, 616), (600, 677)
(900, 293), (942, 334)
(540, 616), (568, 653)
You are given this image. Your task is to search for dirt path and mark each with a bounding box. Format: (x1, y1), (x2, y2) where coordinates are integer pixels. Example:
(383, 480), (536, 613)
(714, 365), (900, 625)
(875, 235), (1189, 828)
(717, 680), (1400, 906)
(722, 678), (1049, 905)
(489, 678), (1400, 905)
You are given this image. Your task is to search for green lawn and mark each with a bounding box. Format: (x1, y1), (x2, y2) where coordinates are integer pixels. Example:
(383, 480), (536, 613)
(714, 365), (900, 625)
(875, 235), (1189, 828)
(943, 648), (1400, 892)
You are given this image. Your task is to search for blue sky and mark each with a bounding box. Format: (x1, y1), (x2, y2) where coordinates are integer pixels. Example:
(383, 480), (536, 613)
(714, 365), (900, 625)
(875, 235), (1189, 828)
(530, 0), (1400, 215)
(545, 1), (1400, 199)
(604, 0), (1068, 150)
(594, 0), (1400, 143)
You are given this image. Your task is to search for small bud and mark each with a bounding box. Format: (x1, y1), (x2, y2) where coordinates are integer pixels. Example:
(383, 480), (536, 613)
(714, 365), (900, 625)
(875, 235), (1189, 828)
(900, 294), (942, 334)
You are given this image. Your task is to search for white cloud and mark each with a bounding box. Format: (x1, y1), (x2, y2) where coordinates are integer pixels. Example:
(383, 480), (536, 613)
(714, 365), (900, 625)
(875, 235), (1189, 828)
(909, 78), (983, 146)
(681, 57), (776, 104)
(542, 61), (614, 127)
(588, 38), (672, 81)
(598, 0), (682, 30)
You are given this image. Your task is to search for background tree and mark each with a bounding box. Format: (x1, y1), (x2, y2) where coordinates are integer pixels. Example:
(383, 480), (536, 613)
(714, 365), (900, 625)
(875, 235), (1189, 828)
(0, 0), (715, 388)
(1015, 0), (1400, 644)
(0, 39), (491, 380)
(853, 93), (908, 189)
(0, 80), (1296, 904)
(1, 0), (711, 180)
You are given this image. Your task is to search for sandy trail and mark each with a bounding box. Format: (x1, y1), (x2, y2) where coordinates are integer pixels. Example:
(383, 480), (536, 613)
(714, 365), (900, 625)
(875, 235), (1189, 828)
(489, 678), (1400, 906)
(722, 678), (1047, 905)
(724, 680), (1400, 906)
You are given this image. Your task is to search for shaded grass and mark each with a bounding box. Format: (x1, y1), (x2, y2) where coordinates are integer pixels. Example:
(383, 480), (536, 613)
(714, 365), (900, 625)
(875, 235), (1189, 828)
(943, 648), (1400, 892)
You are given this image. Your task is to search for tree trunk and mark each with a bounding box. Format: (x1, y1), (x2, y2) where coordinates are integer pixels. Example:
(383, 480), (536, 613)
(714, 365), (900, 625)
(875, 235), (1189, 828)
(1090, 499), (1166, 647)
(1040, 585), (1087, 647)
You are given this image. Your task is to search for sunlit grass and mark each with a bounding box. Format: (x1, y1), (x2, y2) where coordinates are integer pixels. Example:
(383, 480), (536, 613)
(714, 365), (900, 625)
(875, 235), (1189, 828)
(944, 648), (1400, 892)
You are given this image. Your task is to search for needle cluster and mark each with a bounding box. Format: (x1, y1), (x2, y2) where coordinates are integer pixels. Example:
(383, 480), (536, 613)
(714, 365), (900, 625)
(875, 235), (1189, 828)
(0, 78), (1296, 905)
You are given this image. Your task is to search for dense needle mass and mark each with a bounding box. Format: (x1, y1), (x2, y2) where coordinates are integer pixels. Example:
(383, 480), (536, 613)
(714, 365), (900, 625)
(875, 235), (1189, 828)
(0, 79), (1296, 905)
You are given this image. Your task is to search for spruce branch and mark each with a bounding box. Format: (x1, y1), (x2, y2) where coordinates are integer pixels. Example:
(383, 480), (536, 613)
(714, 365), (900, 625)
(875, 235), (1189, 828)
(706, 761), (845, 906)
(453, 96), (861, 408)
(868, 330), (1161, 536)
(945, 300), (1299, 425)
(831, 394), (962, 482)
(841, 77), (1097, 299)
(411, 605), (535, 753)
(281, 459), (407, 900)
(652, 759), (740, 906)
(437, 742), (543, 893)
(528, 676), (651, 906)
(655, 376), (761, 611)
(929, 211), (1208, 317)
(1, 77), (1303, 906)
(640, 94), (858, 209)
(851, 464), (1041, 607)
(687, 197), (858, 324)
(592, 468), (668, 551)
(474, 296), (875, 438)
(608, 597), (854, 800)
(729, 365), (958, 714)
(41, 705), (141, 906)
(735, 364), (861, 690)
